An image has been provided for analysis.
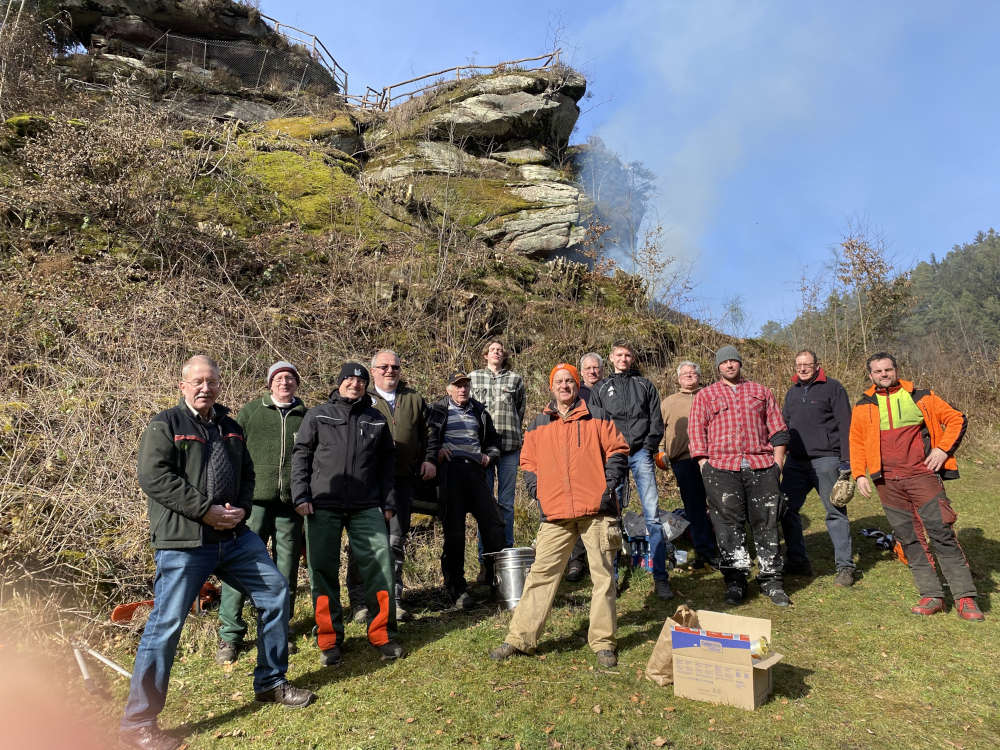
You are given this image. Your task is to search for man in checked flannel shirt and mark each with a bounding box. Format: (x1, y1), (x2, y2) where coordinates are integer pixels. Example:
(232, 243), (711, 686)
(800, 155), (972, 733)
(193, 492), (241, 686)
(688, 345), (792, 607)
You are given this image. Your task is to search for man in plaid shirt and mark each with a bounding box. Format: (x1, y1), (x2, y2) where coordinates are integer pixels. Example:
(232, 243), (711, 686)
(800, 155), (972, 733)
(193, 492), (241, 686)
(470, 341), (527, 564)
(688, 345), (792, 607)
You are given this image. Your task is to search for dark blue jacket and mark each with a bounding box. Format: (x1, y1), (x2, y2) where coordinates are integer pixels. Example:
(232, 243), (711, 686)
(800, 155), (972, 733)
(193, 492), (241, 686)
(782, 368), (852, 462)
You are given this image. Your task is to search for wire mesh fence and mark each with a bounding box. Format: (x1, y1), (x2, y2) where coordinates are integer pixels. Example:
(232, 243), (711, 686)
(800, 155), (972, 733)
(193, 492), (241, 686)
(141, 32), (341, 95)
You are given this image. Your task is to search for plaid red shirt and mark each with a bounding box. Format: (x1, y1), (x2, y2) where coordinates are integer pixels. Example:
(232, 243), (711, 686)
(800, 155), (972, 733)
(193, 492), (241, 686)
(688, 378), (788, 470)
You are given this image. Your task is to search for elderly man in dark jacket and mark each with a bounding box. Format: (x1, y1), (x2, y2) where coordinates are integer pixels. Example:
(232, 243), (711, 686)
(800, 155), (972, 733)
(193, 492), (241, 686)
(427, 370), (508, 609)
(120, 356), (313, 750)
(218, 361), (307, 663)
(292, 362), (402, 667)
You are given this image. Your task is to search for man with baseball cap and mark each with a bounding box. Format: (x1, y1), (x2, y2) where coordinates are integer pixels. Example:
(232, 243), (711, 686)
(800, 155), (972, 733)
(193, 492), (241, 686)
(218, 361), (307, 664)
(688, 346), (792, 607)
(291, 361), (403, 666)
(427, 369), (508, 609)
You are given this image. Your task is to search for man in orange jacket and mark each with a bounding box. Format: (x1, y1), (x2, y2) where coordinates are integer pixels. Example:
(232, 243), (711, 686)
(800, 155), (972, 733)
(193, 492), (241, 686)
(489, 363), (629, 667)
(850, 352), (983, 621)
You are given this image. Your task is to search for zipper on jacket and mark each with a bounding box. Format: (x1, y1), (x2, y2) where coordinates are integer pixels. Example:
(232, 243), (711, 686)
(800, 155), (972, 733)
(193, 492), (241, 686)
(277, 404), (287, 499)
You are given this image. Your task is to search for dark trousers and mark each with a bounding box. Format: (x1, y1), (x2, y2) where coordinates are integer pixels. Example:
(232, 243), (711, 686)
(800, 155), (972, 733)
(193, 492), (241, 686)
(671, 458), (718, 561)
(878, 474), (977, 600)
(440, 459), (506, 598)
(219, 502), (302, 644)
(780, 455), (854, 571)
(703, 463), (783, 586)
(347, 477), (413, 607)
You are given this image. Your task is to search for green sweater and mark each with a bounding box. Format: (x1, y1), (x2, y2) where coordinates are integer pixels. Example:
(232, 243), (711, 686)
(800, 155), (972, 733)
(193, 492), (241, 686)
(236, 395), (306, 503)
(369, 385), (433, 477)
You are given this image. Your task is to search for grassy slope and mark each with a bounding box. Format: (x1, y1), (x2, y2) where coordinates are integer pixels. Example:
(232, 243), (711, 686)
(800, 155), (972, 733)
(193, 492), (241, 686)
(48, 456), (998, 750)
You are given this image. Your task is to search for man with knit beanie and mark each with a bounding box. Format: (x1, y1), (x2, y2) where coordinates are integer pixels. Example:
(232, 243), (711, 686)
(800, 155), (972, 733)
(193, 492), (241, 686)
(688, 346), (792, 607)
(291, 362), (404, 666)
(217, 361), (307, 664)
(490, 363), (628, 668)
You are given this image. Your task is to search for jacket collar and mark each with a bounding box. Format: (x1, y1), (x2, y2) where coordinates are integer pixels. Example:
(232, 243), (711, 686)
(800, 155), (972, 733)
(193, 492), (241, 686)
(863, 378), (914, 397)
(792, 367), (828, 385)
(177, 398), (229, 421)
(262, 394), (303, 410)
(543, 398), (589, 421)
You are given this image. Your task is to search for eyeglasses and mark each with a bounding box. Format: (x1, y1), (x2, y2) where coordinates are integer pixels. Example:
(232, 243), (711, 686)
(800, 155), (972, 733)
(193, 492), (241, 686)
(183, 379), (220, 388)
(375, 365), (401, 372)
(795, 363), (817, 370)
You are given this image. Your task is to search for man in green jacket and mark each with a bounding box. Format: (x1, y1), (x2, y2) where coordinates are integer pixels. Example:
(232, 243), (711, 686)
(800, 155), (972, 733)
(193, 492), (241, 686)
(120, 356), (313, 750)
(217, 361), (307, 663)
(348, 350), (437, 622)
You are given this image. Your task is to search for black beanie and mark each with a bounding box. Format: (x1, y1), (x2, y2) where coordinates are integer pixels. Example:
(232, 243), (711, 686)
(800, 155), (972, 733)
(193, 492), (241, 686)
(338, 362), (370, 384)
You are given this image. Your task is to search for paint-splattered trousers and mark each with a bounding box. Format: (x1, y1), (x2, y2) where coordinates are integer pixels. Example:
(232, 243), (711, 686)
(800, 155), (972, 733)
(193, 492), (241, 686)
(702, 463), (783, 586)
(305, 506), (396, 652)
(877, 474), (977, 600)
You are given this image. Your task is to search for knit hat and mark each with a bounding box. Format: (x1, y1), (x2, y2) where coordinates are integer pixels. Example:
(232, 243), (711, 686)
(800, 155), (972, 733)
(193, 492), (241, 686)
(338, 362), (370, 384)
(549, 363), (580, 388)
(715, 345), (743, 370)
(267, 361), (299, 386)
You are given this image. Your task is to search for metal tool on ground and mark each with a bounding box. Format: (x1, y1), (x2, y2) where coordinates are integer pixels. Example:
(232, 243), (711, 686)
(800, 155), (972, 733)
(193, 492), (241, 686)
(72, 641), (132, 694)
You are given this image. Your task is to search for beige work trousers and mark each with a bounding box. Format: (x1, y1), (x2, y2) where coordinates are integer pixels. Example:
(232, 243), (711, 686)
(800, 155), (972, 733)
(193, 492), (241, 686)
(505, 514), (620, 654)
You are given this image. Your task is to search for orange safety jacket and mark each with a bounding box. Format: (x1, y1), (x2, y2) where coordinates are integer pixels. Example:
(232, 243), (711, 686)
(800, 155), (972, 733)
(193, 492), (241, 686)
(849, 379), (967, 483)
(520, 399), (629, 522)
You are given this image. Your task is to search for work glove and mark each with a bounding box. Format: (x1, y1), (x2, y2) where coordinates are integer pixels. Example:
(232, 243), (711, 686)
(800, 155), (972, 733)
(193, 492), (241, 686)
(830, 470), (855, 508)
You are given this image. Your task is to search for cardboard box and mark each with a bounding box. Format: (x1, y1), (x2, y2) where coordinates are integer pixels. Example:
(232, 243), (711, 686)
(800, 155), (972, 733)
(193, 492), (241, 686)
(669, 609), (783, 711)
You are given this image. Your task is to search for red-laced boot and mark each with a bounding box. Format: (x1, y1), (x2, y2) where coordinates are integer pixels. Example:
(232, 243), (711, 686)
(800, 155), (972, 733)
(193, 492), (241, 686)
(910, 596), (944, 616)
(956, 597), (985, 621)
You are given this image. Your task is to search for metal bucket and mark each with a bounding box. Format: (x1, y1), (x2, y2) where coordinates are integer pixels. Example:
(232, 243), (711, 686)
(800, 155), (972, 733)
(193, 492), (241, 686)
(491, 547), (535, 610)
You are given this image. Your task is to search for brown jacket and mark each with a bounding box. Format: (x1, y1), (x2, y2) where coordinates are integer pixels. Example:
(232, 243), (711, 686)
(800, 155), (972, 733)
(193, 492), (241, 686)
(520, 399), (629, 522)
(660, 389), (700, 462)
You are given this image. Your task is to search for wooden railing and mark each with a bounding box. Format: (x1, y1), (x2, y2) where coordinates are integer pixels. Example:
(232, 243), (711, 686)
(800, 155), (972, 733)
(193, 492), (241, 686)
(259, 12), (348, 95)
(354, 49), (562, 111)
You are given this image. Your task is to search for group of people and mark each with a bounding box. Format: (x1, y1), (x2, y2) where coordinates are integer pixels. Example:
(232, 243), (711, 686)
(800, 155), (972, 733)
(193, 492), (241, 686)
(118, 342), (985, 750)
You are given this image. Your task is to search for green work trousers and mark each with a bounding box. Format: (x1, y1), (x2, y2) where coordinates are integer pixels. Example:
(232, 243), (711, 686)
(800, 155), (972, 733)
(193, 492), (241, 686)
(218, 502), (302, 645)
(306, 506), (397, 652)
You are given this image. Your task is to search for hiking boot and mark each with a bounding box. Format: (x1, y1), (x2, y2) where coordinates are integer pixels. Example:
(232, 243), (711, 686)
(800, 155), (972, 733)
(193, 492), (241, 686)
(489, 642), (524, 661)
(215, 640), (239, 665)
(475, 567), (490, 586)
(454, 591), (475, 610)
(319, 645), (342, 667)
(833, 568), (856, 588)
(762, 585), (791, 607)
(724, 581), (747, 605)
(956, 597), (985, 621)
(351, 605), (368, 624)
(255, 681), (316, 708)
(692, 556), (720, 570)
(654, 578), (674, 600)
(910, 596), (945, 616)
(118, 725), (182, 750)
(596, 650), (618, 668)
(396, 600), (414, 622)
(565, 560), (586, 582)
(783, 559), (813, 577)
(378, 640), (405, 660)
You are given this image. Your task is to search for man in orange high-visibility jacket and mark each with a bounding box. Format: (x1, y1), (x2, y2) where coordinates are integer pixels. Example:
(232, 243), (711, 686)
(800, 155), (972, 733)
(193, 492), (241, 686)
(850, 352), (983, 621)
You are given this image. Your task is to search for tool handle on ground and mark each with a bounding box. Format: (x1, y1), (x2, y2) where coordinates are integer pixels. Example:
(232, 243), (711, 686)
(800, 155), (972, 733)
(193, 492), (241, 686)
(73, 647), (100, 693)
(79, 645), (133, 678)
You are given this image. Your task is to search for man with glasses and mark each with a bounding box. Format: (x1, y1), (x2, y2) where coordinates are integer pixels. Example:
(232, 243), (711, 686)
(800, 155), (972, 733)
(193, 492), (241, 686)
(218, 361), (307, 664)
(780, 350), (856, 586)
(347, 350), (436, 622)
(121, 356), (314, 750)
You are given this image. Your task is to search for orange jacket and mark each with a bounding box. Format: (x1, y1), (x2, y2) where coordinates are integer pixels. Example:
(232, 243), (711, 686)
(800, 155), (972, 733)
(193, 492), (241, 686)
(520, 399), (629, 522)
(849, 379), (967, 482)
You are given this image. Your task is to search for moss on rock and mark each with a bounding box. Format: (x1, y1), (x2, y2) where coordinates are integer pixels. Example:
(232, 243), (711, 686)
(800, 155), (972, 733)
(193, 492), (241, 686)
(410, 175), (540, 228)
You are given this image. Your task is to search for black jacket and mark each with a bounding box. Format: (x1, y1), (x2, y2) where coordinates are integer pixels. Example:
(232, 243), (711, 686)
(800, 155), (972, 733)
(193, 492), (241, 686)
(587, 370), (664, 455)
(291, 394), (396, 513)
(427, 396), (501, 464)
(782, 368), (852, 462)
(137, 401), (253, 549)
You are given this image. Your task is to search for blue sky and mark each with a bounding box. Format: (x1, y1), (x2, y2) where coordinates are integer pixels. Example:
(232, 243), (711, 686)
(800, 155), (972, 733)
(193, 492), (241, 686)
(261, 1), (1000, 334)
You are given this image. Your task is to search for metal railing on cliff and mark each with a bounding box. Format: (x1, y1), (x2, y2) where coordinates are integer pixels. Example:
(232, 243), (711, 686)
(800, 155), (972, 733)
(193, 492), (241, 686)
(349, 49), (562, 111)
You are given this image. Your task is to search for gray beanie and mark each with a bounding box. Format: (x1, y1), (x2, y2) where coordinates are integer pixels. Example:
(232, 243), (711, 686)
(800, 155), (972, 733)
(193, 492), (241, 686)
(715, 345), (743, 370)
(267, 360), (299, 386)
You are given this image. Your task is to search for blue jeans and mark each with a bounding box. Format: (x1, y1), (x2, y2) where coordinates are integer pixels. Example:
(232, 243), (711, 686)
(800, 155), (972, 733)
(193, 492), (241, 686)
(628, 449), (668, 581)
(780, 455), (854, 571)
(479, 449), (519, 559)
(121, 531), (290, 731)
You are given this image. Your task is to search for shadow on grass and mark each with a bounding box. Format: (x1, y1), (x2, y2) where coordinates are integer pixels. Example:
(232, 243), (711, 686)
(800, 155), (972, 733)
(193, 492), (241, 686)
(772, 662), (813, 700)
(958, 527), (998, 609)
